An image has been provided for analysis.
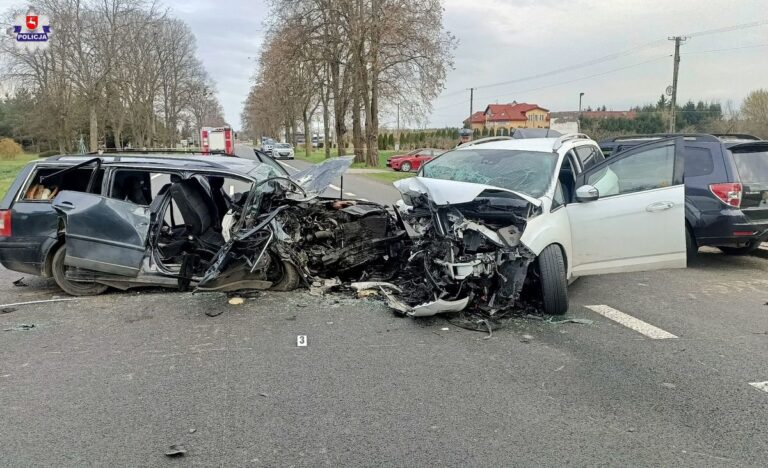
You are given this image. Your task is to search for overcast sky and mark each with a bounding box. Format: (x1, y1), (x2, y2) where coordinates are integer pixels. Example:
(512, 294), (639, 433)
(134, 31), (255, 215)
(166, 0), (768, 130)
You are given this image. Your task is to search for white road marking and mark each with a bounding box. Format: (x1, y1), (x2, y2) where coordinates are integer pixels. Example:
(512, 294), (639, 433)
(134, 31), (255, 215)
(344, 192), (356, 197)
(278, 160), (299, 172)
(358, 198), (369, 201)
(749, 381), (768, 393)
(328, 184), (341, 191)
(229, 185), (235, 196)
(584, 304), (678, 339)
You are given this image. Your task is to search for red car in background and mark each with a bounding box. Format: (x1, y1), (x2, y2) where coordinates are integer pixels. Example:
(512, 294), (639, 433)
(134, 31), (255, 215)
(386, 148), (443, 172)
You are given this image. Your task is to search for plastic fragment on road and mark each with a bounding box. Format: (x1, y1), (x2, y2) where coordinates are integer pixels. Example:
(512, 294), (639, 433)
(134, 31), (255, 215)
(3, 323), (36, 332)
(165, 444), (187, 457)
(12, 277), (27, 287)
(350, 281), (402, 293)
(228, 297), (244, 305)
(410, 297), (470, 317)
(546, 317), (594, 325)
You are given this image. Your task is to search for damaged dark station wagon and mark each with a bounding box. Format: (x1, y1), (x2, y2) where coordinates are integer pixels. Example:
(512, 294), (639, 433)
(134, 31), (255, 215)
(0, 153), (402, 296)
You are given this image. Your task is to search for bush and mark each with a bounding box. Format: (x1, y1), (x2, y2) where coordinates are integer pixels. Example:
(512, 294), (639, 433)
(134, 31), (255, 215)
(0, 138), (23, 160)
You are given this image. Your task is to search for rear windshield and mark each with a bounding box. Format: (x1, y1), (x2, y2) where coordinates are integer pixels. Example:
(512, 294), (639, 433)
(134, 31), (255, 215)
(421, 148), (557, 197)
(731, 150), (768, 183)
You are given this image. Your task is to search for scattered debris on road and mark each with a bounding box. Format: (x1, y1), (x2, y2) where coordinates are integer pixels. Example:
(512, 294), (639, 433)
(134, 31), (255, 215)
(0, 298), (78, 309)
(12, 277), (27, 287)
(1, 307), (17, 314)
(4, 324), (36, 332)
(228, 297), (244, 305)
(164, 444), (187, 457)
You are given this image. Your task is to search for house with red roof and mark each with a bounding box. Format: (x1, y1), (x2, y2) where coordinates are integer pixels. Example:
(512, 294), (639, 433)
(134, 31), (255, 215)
(463, 102), (550, 132)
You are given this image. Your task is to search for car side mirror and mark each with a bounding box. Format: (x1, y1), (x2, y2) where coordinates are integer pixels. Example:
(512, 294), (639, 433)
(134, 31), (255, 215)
(575, 185), (599, 202)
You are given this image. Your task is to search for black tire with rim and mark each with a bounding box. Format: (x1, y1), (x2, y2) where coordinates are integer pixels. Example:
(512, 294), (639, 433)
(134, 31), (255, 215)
(51, 246), (109, 296)
(538, 244), (568, 316)
(400, 162), (412, 172)
(269, 259), (301, 291)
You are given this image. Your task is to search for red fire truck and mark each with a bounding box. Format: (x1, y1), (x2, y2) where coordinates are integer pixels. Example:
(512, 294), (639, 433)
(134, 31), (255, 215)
(200, 127), (234, 154)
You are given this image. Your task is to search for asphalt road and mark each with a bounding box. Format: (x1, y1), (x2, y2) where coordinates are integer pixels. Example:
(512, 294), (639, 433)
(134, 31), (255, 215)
(2, 154), (768, 465)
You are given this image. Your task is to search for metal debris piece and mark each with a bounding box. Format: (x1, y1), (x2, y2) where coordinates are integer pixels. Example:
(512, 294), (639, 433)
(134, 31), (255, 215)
(546, 317), (594, 325)
(12, 277), (27, 287)
(165, 444), (187, 457)
(379, 288), (411, 315)
(4, 324), (36, 332)
(310, 278), (342, 296)
(1, 307), (17, 314)
(259, 392), (269, 397)
(350, 281), (402, 293)
(0, 298), (77, 309)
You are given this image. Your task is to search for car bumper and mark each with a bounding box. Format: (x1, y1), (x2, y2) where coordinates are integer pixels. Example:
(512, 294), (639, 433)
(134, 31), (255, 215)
(692, 211), (768, 247)
(0, 239), (46, 275)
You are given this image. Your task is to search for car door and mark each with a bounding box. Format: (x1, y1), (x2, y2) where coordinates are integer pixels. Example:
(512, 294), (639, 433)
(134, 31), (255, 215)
(566, 137), (686, 275)
(52, 191), (151, 276)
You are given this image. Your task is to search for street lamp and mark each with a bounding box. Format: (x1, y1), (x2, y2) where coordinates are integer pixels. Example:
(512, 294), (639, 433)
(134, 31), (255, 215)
(578, 92), (585, 133)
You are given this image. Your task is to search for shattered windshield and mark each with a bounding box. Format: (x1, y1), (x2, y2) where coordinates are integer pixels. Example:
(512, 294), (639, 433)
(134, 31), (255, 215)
(421, 148), (557, 197)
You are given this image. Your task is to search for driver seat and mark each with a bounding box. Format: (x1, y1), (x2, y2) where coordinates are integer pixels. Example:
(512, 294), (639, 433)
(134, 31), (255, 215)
(169, 178), (224, 250)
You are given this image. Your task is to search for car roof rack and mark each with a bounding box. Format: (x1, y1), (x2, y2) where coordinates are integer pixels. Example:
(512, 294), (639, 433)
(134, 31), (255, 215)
(712, 133), (760, 141)
(45, 154), (233, 170)
(461, 136), (514, 147)
(87, 148), (236, 156)
(599, 133), (723, 143)
(553, 133), (590, 150)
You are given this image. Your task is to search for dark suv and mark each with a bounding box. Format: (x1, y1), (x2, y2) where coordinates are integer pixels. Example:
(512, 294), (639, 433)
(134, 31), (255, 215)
(599, 134), (768, 257)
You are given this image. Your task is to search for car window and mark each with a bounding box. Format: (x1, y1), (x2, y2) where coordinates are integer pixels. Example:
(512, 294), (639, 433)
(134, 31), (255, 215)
(587, 144), (675, 198)
(552, 181), (565, 209)
(730, 149), (768, 184)
(22, 167), (104, 201)
(575, 145), (604, 170)
(684, 147), (714, 177)
(421, 148), (558, 198)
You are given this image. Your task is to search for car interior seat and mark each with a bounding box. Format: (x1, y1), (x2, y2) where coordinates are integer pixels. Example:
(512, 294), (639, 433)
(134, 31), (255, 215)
(169, 178), (224, 250)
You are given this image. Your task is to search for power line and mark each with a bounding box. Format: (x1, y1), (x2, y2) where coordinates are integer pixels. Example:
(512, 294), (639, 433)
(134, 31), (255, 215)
(684, 18), (768, 38)
(683, 43), (768, 54)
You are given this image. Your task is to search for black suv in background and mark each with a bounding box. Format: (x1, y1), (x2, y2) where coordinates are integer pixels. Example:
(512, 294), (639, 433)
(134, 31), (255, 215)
(599, 134), (768, 258)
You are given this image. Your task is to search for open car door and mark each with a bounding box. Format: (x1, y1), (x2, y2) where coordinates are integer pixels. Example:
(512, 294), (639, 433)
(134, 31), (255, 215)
(566, 137), (686, 275)
(52, 191), (151, 276)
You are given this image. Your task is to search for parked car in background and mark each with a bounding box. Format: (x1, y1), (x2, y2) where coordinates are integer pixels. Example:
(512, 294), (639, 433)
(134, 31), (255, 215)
(272, 143), (295, 160)
(387, 148), (444, 172)
(599, 133), (768, 257)
(262, 138), (276, 155)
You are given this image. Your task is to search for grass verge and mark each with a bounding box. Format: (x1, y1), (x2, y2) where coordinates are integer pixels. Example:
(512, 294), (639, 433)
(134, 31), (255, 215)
(295, 148), (398, 168)
(0, 154), (39, 197)
(363, 171), (414, 184)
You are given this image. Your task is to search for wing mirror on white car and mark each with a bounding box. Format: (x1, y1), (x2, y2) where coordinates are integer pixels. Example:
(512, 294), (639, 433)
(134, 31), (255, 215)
(575, 185), (599, 202)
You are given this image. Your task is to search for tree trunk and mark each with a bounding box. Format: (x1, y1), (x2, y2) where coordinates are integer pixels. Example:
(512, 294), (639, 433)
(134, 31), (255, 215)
(322, 91), (331, 159)
(352, 86), (364, 163)
(331, 61), (347, 156)
(89, 103), (98, 152)
(303, 111), (311, 159)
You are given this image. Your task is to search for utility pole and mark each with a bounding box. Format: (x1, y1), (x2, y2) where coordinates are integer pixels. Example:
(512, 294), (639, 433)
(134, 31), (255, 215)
(468, 87), (475, 120)
(668, 36), (687, 132)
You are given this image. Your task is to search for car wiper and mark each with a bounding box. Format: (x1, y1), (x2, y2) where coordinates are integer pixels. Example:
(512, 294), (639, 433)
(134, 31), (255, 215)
(40, 157), (103, 193)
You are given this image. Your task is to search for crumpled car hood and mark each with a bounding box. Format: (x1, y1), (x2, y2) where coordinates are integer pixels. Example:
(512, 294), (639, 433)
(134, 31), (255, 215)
(393, 176), (541, 207)
(289, 157), (353, 199)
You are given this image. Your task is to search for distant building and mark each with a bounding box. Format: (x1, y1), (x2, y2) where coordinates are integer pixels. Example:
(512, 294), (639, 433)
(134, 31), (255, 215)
(464, 102), (550, 131)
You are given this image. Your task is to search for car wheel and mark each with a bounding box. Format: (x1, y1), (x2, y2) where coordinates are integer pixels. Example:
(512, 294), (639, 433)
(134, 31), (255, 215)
(269, 259), (301, 291)
(51, 246), (109, 296)
(685, 227), (698, 263)
(538, 244), (568, 316)
(401, 162), (412, 172)
(718, 243), (760, 255)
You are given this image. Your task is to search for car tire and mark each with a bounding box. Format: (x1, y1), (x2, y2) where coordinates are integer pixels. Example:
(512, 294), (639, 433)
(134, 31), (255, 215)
(269, 260), (301, 291)
(718, 243), (760, 255)
(538, 244), (568, 316)
(685, 227), (698, 263)
(401, 162), (412, 172)
(51, 246), (109, 296)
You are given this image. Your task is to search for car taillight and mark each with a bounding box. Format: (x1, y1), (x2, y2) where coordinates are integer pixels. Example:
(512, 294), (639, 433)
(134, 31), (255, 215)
(0, 210), (11, 237)
(709, 183), (742, 208)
